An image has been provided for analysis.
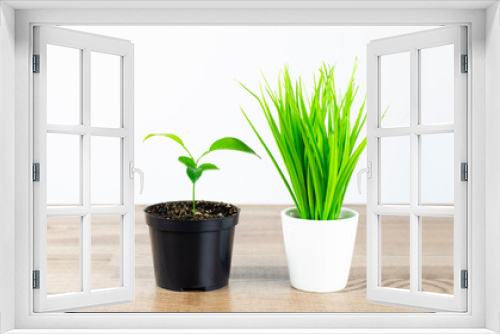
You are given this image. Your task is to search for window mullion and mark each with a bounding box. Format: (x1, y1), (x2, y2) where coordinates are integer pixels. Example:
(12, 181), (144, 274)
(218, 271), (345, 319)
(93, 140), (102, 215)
(409, 47), (420, 294)
(82, 48), (91, 294)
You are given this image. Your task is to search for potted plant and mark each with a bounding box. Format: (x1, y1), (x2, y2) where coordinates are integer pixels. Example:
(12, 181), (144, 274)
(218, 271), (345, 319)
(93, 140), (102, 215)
(240, 62), (366, 293)
(143, 134), (259, 291)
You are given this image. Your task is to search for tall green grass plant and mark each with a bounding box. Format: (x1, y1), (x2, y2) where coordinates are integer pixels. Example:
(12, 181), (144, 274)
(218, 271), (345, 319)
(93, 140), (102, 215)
(240, 62), (367, 220)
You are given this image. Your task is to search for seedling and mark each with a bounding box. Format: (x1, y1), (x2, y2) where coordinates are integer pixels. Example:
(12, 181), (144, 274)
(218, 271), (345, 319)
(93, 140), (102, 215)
(143, 133), (260, 217)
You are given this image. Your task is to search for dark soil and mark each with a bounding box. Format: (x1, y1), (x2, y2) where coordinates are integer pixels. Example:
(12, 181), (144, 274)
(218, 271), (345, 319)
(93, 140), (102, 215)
(145, 201), (239, 220)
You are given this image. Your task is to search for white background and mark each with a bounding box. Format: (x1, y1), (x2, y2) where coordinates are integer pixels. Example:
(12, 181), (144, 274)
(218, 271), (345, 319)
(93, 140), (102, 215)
(49, 25), (453, 206)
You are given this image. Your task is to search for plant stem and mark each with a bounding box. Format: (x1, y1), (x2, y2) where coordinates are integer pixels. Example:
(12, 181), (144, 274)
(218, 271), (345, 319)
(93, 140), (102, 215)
(192, 182), (196, 216)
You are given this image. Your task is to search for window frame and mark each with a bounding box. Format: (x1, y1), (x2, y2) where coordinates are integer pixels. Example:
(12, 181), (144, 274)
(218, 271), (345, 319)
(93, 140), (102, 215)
(32, 25), (136, 312)
(12, 6), (491, 333)
(366, 26), (468, 312)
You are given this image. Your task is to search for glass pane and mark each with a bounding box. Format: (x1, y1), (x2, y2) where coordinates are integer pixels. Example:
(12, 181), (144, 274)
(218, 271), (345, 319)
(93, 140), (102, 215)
(421, 216), (454, 294)
(47, 133), (80, 206)
(420, 45), (454, 125)
(91, 52), (121, 128)
(47, 216), (81, 295)
(47, 44), (81, 125)
(421, 133), (454, 206)
(380, 52), (410, 128)
(92, 215), (121, 290)
(380, 136), (410, 205)
(91, 136), (121, 205)
(381, 215), (410, 290)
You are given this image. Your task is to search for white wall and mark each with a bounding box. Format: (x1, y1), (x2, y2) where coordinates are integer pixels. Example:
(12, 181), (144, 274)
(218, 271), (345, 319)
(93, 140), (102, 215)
(0, 2), (16, 333)
(58, 25), (448, 206)
(485, 3), (500, 332)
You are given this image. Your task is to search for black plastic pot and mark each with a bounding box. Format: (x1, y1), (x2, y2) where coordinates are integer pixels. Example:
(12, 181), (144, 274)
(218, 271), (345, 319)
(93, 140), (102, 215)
(144, 201), (239, 292)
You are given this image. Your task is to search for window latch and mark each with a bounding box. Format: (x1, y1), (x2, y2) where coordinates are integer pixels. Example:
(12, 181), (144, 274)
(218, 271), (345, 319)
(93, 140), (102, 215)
(129, 162), (144, 194)
(357, 161), (372, 194)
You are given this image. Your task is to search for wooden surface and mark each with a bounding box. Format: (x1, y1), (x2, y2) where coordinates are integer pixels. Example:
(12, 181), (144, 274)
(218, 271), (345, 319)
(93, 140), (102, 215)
(47, 204), (453, 313)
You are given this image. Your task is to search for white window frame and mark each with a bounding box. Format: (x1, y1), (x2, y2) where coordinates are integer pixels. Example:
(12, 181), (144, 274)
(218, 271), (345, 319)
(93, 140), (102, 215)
(366, 26), (468, 312)
(6, 4), (497, 333)
(33, 26), (136, 312)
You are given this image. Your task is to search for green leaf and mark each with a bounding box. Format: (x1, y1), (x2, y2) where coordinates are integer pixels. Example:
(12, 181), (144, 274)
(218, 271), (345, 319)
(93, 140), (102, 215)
(143, 133), (183, 145)
(199, 163), (219, 171)
(208, 137), (261, 158)
(178, 156), (196, 169)
(186, 163), (218, 184)
(241, 108), (300, 212)
(186, 166), (203, 184)
(143, 133), (193, 158)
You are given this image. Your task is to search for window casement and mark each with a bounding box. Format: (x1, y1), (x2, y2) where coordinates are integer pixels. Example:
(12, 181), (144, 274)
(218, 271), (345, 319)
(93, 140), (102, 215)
(366, 26), (468, 312)
(33, 26), (136, 312)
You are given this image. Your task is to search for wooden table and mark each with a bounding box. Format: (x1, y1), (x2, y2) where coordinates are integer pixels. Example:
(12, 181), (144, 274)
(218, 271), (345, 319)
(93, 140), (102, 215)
(51, 205), (452, 313)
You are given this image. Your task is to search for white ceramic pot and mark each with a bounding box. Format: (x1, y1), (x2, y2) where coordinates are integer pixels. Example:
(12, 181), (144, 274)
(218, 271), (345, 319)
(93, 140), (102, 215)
(281, 207), (359, 293)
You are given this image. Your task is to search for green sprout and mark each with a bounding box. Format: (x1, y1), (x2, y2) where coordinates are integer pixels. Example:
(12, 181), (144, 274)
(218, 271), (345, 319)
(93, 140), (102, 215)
(239, 61), (370, 221)
(143, 134), (260, 217)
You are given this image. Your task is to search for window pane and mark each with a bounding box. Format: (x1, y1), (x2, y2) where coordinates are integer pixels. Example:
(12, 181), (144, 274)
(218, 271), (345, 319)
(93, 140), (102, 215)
(380, 215), (410, 290)
(92, 215), (121, 290)
(91, 136), (121, 205)
(91, 52), (121, 128)
(380, 52), (410, 128)
(47, 133), (81, 207)
(47, 44), (81, 125)
(380, 136), (410, 205)
(421, 216), (454, 295)
(420, 45), (454, 125)
(421, 133), (454, 206)
(47, 216), (81, 295)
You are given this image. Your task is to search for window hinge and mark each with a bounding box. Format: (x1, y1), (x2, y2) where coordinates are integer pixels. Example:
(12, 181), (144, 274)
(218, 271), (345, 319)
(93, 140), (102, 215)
(461, 162), (468, 182)
(461, 54), (468, 73)
(33, 54), (40, 73)
(461, 270), (468, 289)
(33, 163), (40, 182)
(33, 270), (40, 289)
